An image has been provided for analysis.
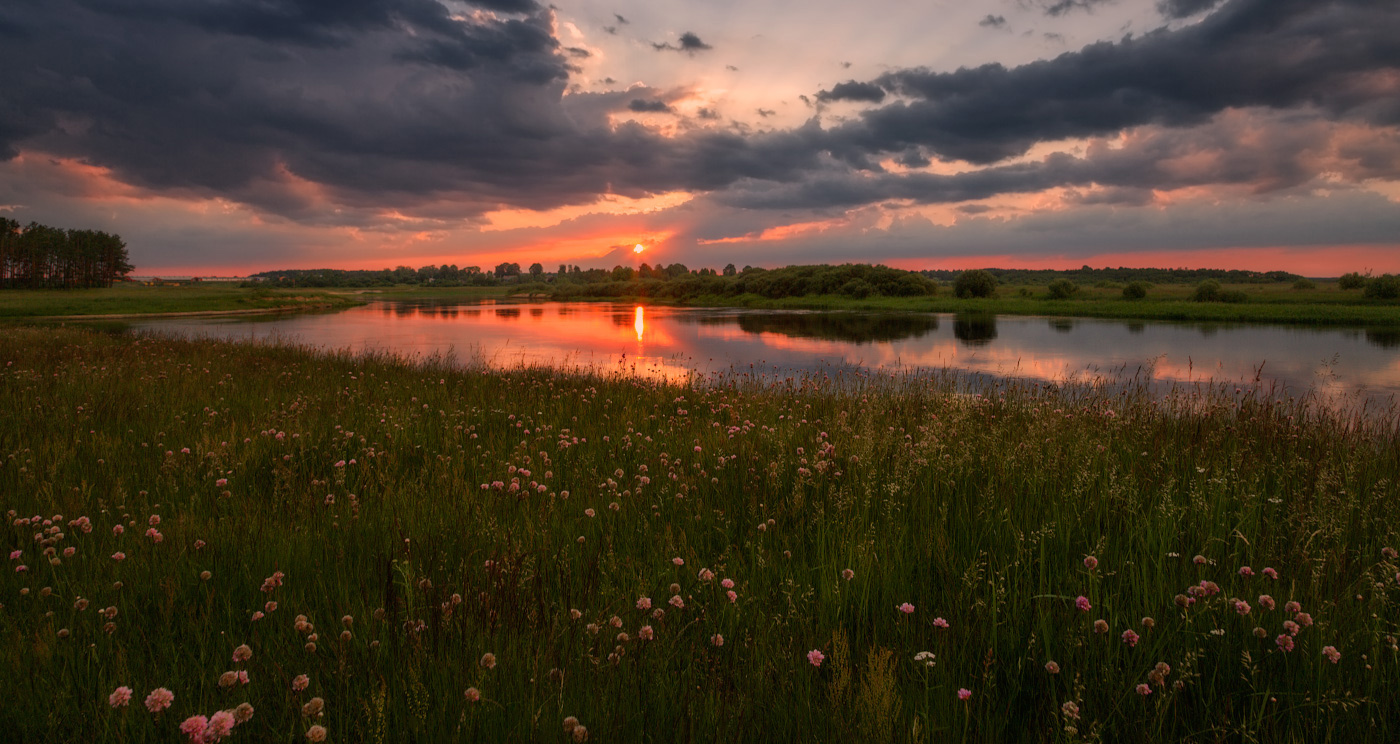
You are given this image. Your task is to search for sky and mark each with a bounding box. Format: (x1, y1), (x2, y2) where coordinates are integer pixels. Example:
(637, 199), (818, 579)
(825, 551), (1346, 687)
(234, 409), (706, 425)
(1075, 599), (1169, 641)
(2, 0), (1399, 275)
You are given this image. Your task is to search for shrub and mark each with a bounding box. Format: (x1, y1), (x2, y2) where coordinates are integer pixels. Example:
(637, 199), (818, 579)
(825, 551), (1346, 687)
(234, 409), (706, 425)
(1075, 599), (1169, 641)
(1046, 279), (1079, 300)
(1122, 281), (1149, 300)
(1364, 274), (1400, 300)
(1190, 279), (1223, 302)
(1221, 290), (1248, 303)
(1338, 272), (1368, 290)
(840, 279), (874, 299)
(1292, 278), (1315, 290)
(953, 270), (997, 299)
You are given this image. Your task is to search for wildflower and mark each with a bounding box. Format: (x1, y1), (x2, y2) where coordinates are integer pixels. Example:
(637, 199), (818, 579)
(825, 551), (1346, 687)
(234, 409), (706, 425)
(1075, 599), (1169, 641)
(238, 671), (249, 685)
(1094, 619), (1110, 634)
(208, 710), (236, 740)
(721, 578), (735, 589)
(301, 697), (325, 717)
(1083, 556), (1098, 570)
(145, 688), (174, 713)
(897, 603), (915, 614)
(669, 595), (685, 609)
(914, 651), (936, 668)
(233, 703), (254, 724)
(1284, 601), (1301, 613)
(841, 569), (854, 581)
(292, 675), (309, 691)
(726, 590), (738, 603)
(113, 524), (124, 535)
(232, 644), (252, 663)
(1295, 612), (1313, 627)
(672, 557), (684, 566)
(958, 688), (972, 701)
(1258, 595), (1276, 611)
(1254, 627), (1267, 638)
(638, 626), (654, 641)
(109, 686), (133, 708)
(1283, 620), (1300, 636)
(219, 671), (239, 688)
(306, 725), (327, 742)
(698, 568), (714, 582)
(573, 725), (589, 743)
(180, 715), (209, 742)
(7, 550), (19, 560)
(807, 649), (824, 667)
(1122, 630), (1140, 647)
(1234, 600), (1251, 615)
(1263, 567), (1278, 579)
(1238, 566), (1254, 577)
(610, 615), (623, 628)
(1193, 555), (1207, 565)
(570, 609), (582, 620)
(1276, 634), (1295, 652)
(1045, 660), (1061, 673)
(465, 687), (481, 703)
(1061, 701), (1080, 719)
(1142, 617), (1155, 629)
(933, 617), (949, 628)
(1322, 646), (1341, 664)
(1075, 596), (1091, 612)
(480, 652), (497, 669)
(1136, 683), (1152, 696)
(636, 597), (652, 611)
(583, 508), (595, 518)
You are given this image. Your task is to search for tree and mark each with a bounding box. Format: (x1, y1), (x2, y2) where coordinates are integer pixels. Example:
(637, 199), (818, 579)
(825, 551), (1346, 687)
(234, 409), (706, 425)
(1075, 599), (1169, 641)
(1122, 281), (1149, 300)
(1363, 274), (1400, 300)
(494, 262), (521, 279)
(529, 262), (544, 279)
(723, 263), (737, 277)
(953, 270), (997, 299)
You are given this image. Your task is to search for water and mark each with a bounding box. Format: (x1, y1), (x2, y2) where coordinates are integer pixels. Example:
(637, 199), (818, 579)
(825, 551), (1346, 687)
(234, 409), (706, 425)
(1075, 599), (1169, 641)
(126, 301), (1400, 401)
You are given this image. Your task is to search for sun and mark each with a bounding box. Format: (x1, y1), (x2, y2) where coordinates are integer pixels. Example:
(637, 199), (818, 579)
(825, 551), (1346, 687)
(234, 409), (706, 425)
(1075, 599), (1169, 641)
(633, 244), (645, 254)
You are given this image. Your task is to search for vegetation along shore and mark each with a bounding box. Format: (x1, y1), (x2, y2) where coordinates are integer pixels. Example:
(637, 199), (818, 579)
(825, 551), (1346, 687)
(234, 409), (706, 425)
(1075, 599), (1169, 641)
(2, 327), (1398, 742)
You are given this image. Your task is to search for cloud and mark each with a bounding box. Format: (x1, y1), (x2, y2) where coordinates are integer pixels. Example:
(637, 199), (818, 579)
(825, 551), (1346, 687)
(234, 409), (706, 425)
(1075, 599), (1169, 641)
(628, 99), (672, 113)
(979, 15), (1008, 28)
(818, 0), (1400, 165)
(1156, 0), (1223, 18)
(816, 81), (886, 104)
(1022, 0), (1114, 17)
(653, 31), (712, 53)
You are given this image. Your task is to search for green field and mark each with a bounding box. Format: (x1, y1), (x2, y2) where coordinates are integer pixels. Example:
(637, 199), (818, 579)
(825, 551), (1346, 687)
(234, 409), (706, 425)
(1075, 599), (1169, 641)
(2, 327), (1398, 742)
(0, 284), (361, 318)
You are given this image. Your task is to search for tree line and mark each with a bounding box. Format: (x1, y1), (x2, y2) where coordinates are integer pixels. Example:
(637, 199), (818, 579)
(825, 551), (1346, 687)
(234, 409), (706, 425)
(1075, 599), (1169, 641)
(0, 218), (134, 289)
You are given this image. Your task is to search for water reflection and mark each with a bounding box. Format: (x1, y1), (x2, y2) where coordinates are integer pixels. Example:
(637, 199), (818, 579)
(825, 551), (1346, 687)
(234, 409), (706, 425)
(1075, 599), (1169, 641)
(121, 302), (1400, 402)
(953, 313), (998, 346)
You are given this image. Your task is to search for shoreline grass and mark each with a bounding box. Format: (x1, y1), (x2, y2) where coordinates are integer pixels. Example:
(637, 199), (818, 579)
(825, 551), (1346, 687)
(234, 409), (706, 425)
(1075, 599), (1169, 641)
(2, 328), (1399, 742)
(0, 285), (362, 318)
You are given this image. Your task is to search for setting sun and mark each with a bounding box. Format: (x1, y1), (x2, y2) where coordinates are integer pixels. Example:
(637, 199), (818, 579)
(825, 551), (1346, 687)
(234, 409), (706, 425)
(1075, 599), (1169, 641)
(633, 244), (645, 254)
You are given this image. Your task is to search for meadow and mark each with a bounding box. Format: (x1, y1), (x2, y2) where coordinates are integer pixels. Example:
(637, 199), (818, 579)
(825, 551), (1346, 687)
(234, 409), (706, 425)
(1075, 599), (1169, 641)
(2, 327), (1399, 743)
(0, 284), (359, 318)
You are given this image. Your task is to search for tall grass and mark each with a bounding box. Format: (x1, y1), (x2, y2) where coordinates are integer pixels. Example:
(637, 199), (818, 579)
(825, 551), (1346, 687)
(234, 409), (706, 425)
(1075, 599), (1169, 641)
(1, 327), (1398, 743)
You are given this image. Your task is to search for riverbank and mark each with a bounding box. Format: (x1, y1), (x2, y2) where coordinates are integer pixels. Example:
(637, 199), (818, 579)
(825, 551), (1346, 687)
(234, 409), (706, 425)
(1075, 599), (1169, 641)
(3, 327), (1397, 742)
(0, 285), (362, 318)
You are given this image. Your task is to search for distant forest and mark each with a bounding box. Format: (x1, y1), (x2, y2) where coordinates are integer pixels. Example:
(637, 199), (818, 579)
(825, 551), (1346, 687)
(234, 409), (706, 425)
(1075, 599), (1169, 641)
(250, 262), (1311, 301)
(0, 218), (134, 289)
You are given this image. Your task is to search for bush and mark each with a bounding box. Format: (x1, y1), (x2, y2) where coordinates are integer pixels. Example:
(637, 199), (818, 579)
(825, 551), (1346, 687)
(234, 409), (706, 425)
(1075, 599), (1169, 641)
(1292, 278), (1315, 290)
(953, 270), (997, 299)
(1220, 290), (1248, 303)
(839, 279), (874, 299)
(1046, 278), (1079, 300)
(1122, 281), (1149, 300)
(1190, 279), (1223, 302)
(1364, 274), (1400, 300)
(1338, 272), (1368, 290)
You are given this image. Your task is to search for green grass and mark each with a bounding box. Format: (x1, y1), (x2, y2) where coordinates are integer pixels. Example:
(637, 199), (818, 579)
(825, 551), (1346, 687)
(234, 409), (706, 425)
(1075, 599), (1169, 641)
(2, 328), (1399, 742)
(0, 285), (362, 318)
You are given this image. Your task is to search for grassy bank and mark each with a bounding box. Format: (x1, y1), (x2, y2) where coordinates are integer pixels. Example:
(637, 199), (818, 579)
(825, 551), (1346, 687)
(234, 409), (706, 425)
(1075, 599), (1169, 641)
(0, 285), (363, 318)
(3, 328), (1399, 742)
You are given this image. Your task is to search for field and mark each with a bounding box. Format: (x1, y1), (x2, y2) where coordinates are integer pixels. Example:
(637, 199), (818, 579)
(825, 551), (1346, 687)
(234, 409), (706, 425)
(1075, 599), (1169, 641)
(0, 285), (360, 318)
(2, 327), (1399, 742)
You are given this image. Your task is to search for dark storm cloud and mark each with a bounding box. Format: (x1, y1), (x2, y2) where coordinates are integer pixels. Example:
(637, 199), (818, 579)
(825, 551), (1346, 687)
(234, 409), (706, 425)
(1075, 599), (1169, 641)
(816, 81), (886, 104)
(1156, 0), (1223, 18)
(1, 0), (1397, 230)
(816, 0), (1400, 165)
(653, 32), (712, 53)
(979, 15), (1008, 28)
(628, 99), (672, 113)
